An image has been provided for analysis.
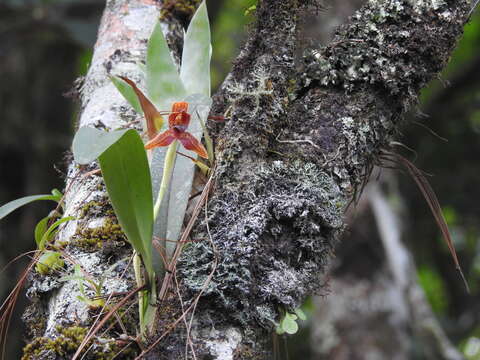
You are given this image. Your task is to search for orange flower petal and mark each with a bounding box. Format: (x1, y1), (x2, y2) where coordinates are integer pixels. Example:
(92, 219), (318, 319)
(172, 101), (189, 113)
(119, 76), (164, 140)
(144, 129), (177, 150)
(177, 132), (208, 159)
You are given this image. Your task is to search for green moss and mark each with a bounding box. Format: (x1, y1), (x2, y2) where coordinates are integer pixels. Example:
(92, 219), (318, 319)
(22, 325), (137, 359)
(160, 0), (201, 23)
(79, 200), (112, 219)
(73, 217), (127, 251)
(50, 240), (69, 251)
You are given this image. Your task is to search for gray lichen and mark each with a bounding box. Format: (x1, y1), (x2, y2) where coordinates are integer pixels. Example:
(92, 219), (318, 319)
(179, 159), (346, 327)
(302, 0), (469, 108)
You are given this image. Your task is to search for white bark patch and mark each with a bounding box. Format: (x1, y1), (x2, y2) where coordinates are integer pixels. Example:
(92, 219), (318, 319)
(203, 327), (242, 360)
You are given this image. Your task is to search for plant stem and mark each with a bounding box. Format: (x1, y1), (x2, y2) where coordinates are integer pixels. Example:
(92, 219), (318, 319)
(133, 252), (145, 330)
(133, 251), (157, 336)
(153, 141), (178, 221)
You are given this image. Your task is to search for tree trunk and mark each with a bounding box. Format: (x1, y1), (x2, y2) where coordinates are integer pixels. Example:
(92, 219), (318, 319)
(21, 0), (472, 359)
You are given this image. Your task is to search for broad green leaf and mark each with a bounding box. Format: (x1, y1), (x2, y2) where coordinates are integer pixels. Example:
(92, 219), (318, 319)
(72, 127), (130, 165)
(38, 216), (75, 250)
(98, 130), (154, 277)
(160, 0), (214, 251)
(0, 194), (59, 221)
(180, 1), (211, 97)
(110, 76), (143, 114)
(146, 22), (185, 109)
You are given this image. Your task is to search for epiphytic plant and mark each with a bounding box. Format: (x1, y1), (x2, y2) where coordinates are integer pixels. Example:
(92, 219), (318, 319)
(72, 0), (212, 335)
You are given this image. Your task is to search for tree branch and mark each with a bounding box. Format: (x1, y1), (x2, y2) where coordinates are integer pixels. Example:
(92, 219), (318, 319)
(21, 0), (471, 358)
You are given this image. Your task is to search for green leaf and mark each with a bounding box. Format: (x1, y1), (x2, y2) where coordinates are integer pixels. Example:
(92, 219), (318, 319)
(146, 22), (185, 109)
(36, 251), (64, 275)
(51, 189), (63, 202)
(34, 216), (50, 248)
(294, 308), (307, 321)
(72, 127), (131, 165)
(110, 76), (143, 114)
(275, 325), (285, 335)
(244, 5), (256, 16)
(98, 130), (154, 277)
(280, 313), (299, 335)
(38, 216), (75, 250)
(0, 194), (59, 221)
(180, 0), (211, 97)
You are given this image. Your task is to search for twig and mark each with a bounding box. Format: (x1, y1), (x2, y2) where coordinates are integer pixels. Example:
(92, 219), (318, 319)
(275, 133), (321, 149)
(174, 271), (196, 360)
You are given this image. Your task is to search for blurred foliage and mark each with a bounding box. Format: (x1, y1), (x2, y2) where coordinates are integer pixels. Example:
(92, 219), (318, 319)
(462, 333), (480, 360)
(76, 48), (92, 76)
(211, 0), (257, 90)
(410, 7), (480, 357)
(417, 265), (449, 314)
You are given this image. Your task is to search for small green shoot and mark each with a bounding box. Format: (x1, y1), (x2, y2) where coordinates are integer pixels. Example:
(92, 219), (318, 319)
(61, 264), (105, 309)
(36, 251), (65, 275)
(275, 308), (307, 335)
(36, 216), (75, 251)
(244, 5), (257, 16)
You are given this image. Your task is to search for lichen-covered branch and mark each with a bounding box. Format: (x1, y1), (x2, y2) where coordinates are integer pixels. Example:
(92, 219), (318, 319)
(22, 0), (472, 359)
(175, 0), (471, 358)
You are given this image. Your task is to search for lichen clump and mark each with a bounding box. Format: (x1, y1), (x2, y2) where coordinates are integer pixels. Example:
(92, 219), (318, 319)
(303, 0), (468, 108)
(179, 160), (345, 326)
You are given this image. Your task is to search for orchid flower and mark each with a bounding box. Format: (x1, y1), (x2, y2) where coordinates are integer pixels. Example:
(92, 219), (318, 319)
(118, 76), (208, 159)
(145, 101), (208, 159)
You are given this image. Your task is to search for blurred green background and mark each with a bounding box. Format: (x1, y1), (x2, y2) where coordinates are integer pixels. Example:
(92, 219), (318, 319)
(0, 0), (479, 358)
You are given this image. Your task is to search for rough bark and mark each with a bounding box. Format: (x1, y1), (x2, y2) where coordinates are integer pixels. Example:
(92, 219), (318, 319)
(21, 0), (472, 359)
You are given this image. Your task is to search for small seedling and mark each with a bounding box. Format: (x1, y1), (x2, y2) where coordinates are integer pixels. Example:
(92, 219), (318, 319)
(61, 264), (106, 309)
(275, 308), (307, 335)
(35, 251), (65, 275)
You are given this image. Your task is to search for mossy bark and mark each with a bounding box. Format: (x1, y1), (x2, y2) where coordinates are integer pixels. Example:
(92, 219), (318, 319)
(22, 0), (472, 359)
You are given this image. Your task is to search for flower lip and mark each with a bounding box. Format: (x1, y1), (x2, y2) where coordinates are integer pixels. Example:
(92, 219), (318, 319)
(169, 111), (190, 131)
